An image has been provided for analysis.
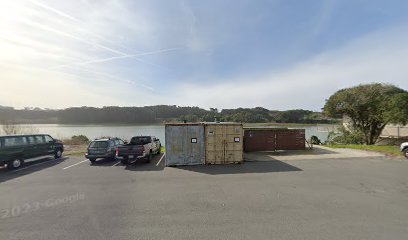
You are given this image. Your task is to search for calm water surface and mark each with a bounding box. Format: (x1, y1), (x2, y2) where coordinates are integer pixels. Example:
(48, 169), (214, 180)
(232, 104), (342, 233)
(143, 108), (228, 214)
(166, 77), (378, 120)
(2, 124), (334, 145)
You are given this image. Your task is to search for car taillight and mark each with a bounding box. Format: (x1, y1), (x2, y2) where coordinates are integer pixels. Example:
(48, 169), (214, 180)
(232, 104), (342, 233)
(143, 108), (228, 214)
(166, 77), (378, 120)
(115, 148), (119, 156)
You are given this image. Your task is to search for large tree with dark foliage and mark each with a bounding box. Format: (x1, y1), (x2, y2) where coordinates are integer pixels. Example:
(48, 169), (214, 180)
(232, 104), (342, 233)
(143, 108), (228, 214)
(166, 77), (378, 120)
(324, 83), (408, 145)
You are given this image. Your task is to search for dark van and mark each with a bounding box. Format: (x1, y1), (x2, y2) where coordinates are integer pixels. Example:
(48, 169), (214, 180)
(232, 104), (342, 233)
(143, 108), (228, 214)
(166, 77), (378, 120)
(0, 134), (64, 170)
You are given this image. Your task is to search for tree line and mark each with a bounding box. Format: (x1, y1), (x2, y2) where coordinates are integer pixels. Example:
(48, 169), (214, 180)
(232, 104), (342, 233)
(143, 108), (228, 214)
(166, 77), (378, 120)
(0, 105), (336, 124)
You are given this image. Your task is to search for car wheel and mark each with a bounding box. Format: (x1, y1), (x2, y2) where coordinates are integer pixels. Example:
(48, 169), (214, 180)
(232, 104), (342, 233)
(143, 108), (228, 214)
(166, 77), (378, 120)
(157, 146), (161, 155)
(7, 158), (24, 170)
(54, 149), (62, 159)
(146, 152), (152, 163)
(89, 158), (96, 163)
(404, 149), (408, 159)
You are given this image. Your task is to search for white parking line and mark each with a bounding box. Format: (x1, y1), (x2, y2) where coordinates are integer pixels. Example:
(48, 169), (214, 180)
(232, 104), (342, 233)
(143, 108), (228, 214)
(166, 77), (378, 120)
(62, 160), (88, 170)
(111, 161), (121, 167)
(156, 153), (165, 166)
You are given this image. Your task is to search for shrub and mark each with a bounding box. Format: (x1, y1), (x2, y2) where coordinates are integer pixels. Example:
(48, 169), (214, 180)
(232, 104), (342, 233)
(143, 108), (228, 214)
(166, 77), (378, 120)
(325, 126), (365, 145)
(310, 136), (322, 145)
(63, 135), (90, 145)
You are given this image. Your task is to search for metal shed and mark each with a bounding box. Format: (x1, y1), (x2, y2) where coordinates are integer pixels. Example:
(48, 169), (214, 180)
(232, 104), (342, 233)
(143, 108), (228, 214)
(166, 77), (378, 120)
(244, 128), (305, 152)
(165, 123), (205, 166)
(205, 123), (243, 164)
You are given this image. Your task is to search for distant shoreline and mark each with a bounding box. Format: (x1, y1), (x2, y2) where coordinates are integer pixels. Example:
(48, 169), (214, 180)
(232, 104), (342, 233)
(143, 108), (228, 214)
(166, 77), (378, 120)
(1, 122), (337, 127)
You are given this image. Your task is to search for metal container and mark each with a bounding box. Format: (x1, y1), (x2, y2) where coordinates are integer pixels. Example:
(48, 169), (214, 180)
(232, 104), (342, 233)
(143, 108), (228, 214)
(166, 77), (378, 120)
(275, 129), (305, 150)
(244, 128), (305, 152)
(165, 123), (205, 166)
(205, 123), (243, 164)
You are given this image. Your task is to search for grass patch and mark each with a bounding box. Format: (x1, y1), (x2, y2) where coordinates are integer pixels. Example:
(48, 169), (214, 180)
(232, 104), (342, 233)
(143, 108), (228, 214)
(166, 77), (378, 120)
(327, 144), (402, 157)
(63, 144), (87, 157)
(62, 135), (90, 145)
(65, 151), (86, 156)
(244, 123), (324, 127)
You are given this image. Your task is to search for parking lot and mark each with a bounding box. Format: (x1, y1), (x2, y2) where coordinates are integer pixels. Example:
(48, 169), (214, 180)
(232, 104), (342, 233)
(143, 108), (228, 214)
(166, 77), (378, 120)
(1, 148), (408, 240)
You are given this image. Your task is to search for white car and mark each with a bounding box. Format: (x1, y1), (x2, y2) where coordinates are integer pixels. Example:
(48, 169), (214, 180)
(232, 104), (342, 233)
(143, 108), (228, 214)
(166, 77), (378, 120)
(401, 142), (408, 159)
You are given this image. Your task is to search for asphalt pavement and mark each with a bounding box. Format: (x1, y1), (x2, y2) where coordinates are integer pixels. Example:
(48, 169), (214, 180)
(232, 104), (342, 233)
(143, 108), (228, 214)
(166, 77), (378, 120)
(1, 151), (408, 240)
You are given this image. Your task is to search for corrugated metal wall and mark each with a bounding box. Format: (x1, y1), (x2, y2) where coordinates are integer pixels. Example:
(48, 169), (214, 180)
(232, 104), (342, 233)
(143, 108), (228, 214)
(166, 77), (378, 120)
(165, 124), (205, 166)
(205, 123), (243, 164)
(244, 128), (305, 152)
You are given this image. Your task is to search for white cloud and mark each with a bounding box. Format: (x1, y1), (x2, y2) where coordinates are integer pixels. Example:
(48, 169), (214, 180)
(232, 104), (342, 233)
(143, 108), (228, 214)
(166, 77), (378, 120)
(0, 0), (181, 108)
(164, 25), (408, 110)
(0, 0), (407, 111)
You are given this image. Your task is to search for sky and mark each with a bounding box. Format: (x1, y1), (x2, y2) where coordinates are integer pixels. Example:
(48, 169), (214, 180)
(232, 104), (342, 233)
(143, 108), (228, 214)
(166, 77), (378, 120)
(0, 0), (407, 111)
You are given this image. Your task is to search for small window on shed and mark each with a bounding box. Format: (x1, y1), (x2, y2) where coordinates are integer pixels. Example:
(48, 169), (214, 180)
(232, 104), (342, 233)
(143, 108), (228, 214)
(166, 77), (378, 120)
(234, 137), (240, 142)
(191, 138), (197, 143)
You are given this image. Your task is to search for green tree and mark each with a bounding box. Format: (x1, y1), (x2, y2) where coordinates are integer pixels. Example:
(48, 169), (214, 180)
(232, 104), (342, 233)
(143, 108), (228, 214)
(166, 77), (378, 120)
(324, 83), (408, 145)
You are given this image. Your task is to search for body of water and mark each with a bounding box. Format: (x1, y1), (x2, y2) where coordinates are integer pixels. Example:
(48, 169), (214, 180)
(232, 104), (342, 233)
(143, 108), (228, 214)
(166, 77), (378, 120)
(1, 124), (335, 145)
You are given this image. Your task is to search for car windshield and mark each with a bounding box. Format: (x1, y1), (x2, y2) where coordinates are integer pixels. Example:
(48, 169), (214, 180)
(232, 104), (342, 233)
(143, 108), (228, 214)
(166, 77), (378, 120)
(130, 137), (150, 145)
(89, 141), (108, 148)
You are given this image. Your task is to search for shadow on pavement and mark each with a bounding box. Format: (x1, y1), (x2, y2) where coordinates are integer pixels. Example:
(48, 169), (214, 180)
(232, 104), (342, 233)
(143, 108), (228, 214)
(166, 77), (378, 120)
(124, 154), (165, 172)
(272, 147), (337, 156)
(176, 160), (302, 175)
(0, 157), (69, 183)
(244, 147), (338, 162)
(89, 158), (117, 167)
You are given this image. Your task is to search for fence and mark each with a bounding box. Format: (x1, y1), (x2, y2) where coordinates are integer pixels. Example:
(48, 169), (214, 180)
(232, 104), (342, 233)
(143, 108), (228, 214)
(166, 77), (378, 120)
(380, 125), (408, 138)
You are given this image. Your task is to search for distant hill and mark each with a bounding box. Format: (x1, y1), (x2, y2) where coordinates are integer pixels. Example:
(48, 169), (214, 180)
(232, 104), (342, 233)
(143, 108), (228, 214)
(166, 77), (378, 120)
(0, 105), (14, 110)
(0, 105), (338, 124)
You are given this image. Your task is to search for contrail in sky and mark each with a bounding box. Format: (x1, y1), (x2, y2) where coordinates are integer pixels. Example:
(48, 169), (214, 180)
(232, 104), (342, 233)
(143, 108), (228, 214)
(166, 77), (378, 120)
(27, 0), (180, 70)
(77, 48), (180, 65)
(50, 48), (180, 69)
(20, 18), (128, 56)
(29, 0), (80, 22)
(62, 66), (155, 92)
(28, 0), (137, 54)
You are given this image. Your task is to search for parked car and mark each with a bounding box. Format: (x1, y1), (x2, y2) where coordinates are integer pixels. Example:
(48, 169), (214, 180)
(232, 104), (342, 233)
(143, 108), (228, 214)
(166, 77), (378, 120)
(116, 136), (161, 164)
(401, 142), (408, 159)
(0, 134), (64, 170)
(85, 138), (124, 163)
